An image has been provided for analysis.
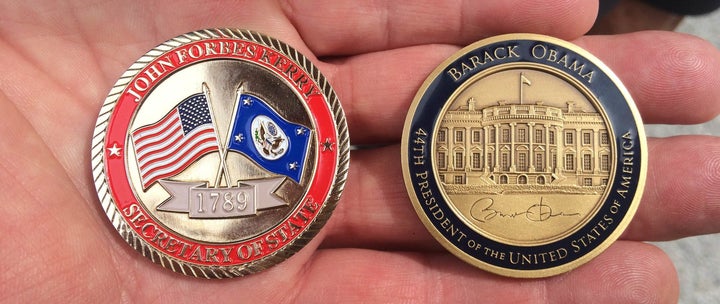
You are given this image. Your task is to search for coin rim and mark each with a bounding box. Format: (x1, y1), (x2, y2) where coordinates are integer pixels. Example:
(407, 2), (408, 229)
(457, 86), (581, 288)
(401, 33), (647, 278)
(91, 28), (349, 278)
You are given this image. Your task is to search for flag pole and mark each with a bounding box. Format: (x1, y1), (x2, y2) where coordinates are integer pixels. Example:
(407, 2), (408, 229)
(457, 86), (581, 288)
(520, 72), (524, 105)
(226, 83), (244, 143)
(225, 83), (244, 149)
(214, 83), (244, 187)
(203, 83), (231, 188)
(519, 72), (533, 105)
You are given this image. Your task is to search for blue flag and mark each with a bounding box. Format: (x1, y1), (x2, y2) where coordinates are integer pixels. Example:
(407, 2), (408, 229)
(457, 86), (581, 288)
(226, 94), (311, 183)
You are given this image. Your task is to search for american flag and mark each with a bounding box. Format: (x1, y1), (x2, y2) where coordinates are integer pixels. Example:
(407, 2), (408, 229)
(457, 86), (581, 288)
(131, 93), (219, 189)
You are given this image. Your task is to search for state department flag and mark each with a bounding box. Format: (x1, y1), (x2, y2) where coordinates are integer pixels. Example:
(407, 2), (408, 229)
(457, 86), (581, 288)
(227, 94), (310, 183)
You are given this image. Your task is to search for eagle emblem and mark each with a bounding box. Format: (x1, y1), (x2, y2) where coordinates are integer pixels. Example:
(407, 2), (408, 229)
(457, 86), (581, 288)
(251, 115), (288, 160)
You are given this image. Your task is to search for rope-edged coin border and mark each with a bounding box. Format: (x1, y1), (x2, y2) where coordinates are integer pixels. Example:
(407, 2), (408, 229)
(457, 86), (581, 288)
(91, 28), (350, 278)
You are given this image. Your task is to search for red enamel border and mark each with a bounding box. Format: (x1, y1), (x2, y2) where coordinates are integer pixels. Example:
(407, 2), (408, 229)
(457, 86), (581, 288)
(104, 38), (338, 265)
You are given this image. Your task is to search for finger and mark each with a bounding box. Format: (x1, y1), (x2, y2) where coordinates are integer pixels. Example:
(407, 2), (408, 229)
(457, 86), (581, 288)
(299, 242), (676, 303)
(283, 0), (598, 56)
(332, 31), (720, 145)
(0, 1), (303, 89)
(322, 44), (460, 144)
(0, 0), (313, 131)
(623, 136), (720, 241)
(575, 31), (720, 124)
(323, 145), (439, 250)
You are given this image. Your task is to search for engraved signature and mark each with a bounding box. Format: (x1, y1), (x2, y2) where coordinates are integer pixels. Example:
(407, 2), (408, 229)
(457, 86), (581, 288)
(470, 197), (580, 223)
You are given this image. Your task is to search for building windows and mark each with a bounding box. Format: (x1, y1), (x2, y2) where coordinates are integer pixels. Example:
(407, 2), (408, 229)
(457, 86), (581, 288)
(518, 128), (527, 143)
(438, 129), (446, 143)
(455, 152), (464, 169)
(565, 131), (574, 145)
(565, 154), (575, 170)
(535, 129), (544, 143)
(583, 132), (592, 145)
(583, 154), (592, 171)
(518, 153), (528, 171)
(601, 154), (609, 171)
(434, 103), (611, 188)
(535, 153), (544, 169)
(455, 129), (464, 143)
(439, 175), (445, 183)
(472, 153), (482, 169)
(583, 178), (593, 186)
(472, 130), (482, 143)
(602, 178), (608, 185)
(600, 131), (609, 146)
(438, 152), (446, 169)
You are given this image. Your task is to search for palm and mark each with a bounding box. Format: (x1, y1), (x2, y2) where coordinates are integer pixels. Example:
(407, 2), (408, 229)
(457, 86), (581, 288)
(2, 0), (720, 302)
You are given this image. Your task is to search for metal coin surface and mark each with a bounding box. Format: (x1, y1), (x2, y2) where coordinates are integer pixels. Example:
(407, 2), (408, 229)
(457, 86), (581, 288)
(92, 29), (348, 278)
(401, 34), (646, 278)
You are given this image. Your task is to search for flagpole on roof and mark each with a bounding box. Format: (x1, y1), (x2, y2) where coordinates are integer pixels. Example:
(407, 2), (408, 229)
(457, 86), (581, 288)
(520, 72), (524, 105)
(203, 82), (231, 188)
(520, 72), (532, 105)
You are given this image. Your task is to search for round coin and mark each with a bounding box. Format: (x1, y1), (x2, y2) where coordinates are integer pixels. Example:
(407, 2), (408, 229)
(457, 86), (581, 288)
(401, 34), (646, 278)
(92, 29), (348, 278)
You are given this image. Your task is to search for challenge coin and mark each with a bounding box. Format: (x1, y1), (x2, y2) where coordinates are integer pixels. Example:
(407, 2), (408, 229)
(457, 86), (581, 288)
(401, 34), (646, 278)
(92, 29), (349, 278)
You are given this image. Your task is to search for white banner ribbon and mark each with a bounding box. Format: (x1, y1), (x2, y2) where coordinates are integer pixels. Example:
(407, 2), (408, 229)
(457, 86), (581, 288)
(156, 177), (287, 218)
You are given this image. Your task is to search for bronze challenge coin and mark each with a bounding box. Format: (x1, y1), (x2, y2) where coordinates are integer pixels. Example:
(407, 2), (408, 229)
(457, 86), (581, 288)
(92, 29), (348, 278)
(402, 34), (646, 278)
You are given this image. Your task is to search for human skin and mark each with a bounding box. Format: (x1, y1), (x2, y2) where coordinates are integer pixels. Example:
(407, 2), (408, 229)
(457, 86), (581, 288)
(1, 0), (719, 303)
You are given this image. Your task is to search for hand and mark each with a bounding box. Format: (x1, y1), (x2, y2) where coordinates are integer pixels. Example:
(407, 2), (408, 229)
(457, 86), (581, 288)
(1, 1), (719, 302)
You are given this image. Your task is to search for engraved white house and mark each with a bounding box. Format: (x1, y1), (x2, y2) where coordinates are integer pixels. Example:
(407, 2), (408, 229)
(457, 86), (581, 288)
(436, 98), (611, 188)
